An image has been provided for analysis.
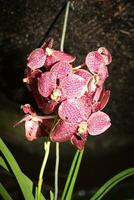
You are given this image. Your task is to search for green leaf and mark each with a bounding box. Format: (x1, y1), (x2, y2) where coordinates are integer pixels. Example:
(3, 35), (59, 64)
(90, 168), (134, 200)
(61, 149), (84, 200)
(50, 190), (54, 200)
(0, 137), (34, 200)
(0, 154), (46, 200)
(0, 156), (10, 172)
(0, 183), (13, 200)
(0, 143), (46, 200)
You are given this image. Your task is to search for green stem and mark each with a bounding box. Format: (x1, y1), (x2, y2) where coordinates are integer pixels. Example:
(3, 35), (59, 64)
(54, 142), (60, 200)
(37, 141), (51, 200)
(60, 1), (71, 52)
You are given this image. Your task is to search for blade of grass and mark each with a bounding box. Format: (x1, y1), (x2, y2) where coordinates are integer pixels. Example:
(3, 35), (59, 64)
(61, 150), (80, 200)
(90, 168), (134, 200)
(0, 183), (13, 200)
(64, 149), (84, 200)
(0, 137), (34, 200)
(61, 149), (84, 200)
(50, 190), (54, 200)
(0, 156), (10, 172)
(0, 141), (46, 200)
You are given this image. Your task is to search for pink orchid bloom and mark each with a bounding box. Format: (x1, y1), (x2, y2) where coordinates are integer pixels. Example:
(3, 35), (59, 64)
(38, 62), (87, 114)
(27, 37), (76, 70)
(50, 96), (111, 150)
(85, 47), (112, 92)
(15, 104), (53, 141)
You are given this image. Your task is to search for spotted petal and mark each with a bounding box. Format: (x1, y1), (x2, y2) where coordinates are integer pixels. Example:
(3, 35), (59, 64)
(50, 120), (77, 142)
(51, 62), (72, 83)
(41, 37), (54, 49)
(52, 50), (76, 63)
(100, 90), (110, 110)
(38, 72), (56, 97)
(58, 100), (83, 123)
(25, 120), (40, 141)
(71, 132), (88, 150)
(42, 100), (58, 114)
(85, 51), (105, 74)
(98, 47), (112, 65)
(87, 111), (111, 135)
(74, 69), (92, 82)
(61, 74), (87, 99)
(27, 48), (46, 70)
(76, 95), (92, 120)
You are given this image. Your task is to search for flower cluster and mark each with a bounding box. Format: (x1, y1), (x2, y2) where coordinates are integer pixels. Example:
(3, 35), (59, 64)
(17, 38), (112, 150)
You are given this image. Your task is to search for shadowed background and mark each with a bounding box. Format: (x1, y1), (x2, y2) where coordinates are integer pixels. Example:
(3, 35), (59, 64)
(0, 0), (134, 199)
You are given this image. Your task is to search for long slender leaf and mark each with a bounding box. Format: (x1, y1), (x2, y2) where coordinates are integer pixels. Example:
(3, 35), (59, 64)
(0, 150), (46, 200)
(64, 149), (84, 200)
(90, 168), (134, 200)
(0, 183), (13, 200)
(0, 156), (10, 172)
(50, 190), (54, 200)
(61, 149), (84, 200)
(0, 137), (34, 200)
(61, 150), (80, 200)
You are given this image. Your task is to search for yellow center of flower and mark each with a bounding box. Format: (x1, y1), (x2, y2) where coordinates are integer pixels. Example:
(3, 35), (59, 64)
(50, 89), (61, 101)
(78, 121), (88, 134)
(46, 47), (53, 56)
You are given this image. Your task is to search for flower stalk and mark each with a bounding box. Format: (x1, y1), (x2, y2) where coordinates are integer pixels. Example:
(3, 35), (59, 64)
(60, 1), (71, 52)
(36, 141), (51, 200)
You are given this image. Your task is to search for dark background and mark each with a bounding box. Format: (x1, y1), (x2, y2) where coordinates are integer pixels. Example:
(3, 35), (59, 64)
(0, 0), (134, 199)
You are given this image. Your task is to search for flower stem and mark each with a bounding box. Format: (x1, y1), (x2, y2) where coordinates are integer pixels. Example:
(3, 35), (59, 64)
(37, 141), (50, 200)
(54, 142), (60, 200)
(60, 1), (71, 52)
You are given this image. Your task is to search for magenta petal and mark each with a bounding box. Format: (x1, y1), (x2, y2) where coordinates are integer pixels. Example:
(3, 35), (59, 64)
(71, 133), (88, 150)
(51, 62), (72, 82)
(53, 50), (76, 63)
(74, 69), (92, 82)
(85, 51), (105, 74)
(100, 90), (110, 110)
(41, 37), (54, 49)
(27, 48), (46, 70)
(25, 120), (39, 141)
(50, 120), (77, 142)
(38, 72), (56, 97)
(58, 100), (83, 123)
(87, 77), (97, 93)
(98, 47), (112, 65)
(98, 65), (109, 86)
(42, 100), (58, 114)
(61, 74), (86, 99)
(93, 86), (103, 103)
(87, 111), (111, 135)
(45, 54), (59, 69)
(21, 104), (34, 114)
(76, 95), (92, 120)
